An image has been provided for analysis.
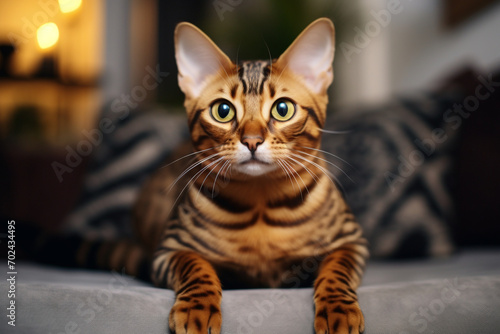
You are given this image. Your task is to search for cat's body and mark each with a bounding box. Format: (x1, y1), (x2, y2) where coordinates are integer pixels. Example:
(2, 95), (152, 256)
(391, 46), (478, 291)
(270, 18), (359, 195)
(136, 136), (360, 289)
(131, 18), (368, 334)
(21, 17), (367, 334)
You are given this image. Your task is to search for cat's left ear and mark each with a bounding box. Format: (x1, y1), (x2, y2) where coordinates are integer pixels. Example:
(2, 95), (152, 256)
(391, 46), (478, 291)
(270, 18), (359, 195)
(276, 18), (335, 94)
(175, 22), (233, 99)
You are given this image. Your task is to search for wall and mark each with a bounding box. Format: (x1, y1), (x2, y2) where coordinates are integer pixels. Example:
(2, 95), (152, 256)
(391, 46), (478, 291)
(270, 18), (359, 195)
(334, 0), (500, 107)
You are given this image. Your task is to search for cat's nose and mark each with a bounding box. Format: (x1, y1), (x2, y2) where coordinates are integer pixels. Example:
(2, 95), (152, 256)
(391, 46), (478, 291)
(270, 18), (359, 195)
(242, 136), (264, 153)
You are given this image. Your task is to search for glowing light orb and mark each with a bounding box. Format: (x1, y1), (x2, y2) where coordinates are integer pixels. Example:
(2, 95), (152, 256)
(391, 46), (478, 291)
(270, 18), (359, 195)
(59, 0), (82, 13)
(37, 23), (59, 49)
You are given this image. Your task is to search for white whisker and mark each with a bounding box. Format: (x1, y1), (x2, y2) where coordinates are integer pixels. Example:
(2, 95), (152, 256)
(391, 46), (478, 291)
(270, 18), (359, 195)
(212, 159), (231, 198)
(160, 145), (221, 169)
(291, 149), (354, 184)
(282, 159), (309, 197)
(197, 158), (226, 200)
(277, 159), (297, 194)
(280, 159), (303, 200)
(235, 44), (241, 68)
(274, 63), (289, 87)
(167, 152), (221, 193)
(286, 156), (321, 186)
(172, 156), (225, 213)
(289, 152), (347, 195)
(263, 39), (273, 84)
(214, 57), (233, 87)
(297, 146), (353, 168)
(319, 128), (352, 135)
(222, 160), (232, 183)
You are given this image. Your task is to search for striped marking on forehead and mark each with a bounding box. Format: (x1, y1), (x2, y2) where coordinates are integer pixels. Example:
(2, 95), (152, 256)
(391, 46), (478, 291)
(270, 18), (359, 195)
(238, 60), (271, 95)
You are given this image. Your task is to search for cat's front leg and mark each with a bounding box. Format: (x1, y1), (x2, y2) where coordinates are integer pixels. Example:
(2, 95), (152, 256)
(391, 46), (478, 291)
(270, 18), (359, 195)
(313, 243), (368, 334)
(153, 250), (222, 334)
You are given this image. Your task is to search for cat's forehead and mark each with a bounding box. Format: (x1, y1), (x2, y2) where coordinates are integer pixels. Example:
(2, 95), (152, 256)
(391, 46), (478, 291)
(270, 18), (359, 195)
(237, 60), (271, 95)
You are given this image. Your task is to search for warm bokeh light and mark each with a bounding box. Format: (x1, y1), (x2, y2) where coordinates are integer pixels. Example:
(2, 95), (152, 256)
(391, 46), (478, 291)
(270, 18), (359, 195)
(37, 22), (60, 49)
(59, 0), (82, 13)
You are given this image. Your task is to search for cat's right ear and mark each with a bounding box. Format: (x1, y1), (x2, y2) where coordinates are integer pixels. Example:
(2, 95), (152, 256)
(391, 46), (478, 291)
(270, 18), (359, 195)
(175, 23), (233, 99)
(276, 18), (335, 95)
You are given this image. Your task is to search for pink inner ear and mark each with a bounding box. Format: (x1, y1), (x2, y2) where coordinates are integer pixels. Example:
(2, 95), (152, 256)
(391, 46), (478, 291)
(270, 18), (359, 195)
(175, 24), (232, 98)
(278, 20), (335, 94)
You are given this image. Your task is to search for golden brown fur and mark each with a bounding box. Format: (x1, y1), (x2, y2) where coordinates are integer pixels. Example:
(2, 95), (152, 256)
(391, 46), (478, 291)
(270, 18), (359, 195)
(131, 18), (369, 334)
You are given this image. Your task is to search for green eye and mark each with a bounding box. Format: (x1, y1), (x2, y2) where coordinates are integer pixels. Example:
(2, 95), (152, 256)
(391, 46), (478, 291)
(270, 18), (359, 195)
(271, 99), (295, 121)
(211, 100), (235, 123)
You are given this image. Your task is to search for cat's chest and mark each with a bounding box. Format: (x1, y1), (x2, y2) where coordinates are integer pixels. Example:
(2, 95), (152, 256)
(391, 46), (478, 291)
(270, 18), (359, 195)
(210, 223), (329, 288)
(181, 203), (340, 285)
(177, 177), (343, 285)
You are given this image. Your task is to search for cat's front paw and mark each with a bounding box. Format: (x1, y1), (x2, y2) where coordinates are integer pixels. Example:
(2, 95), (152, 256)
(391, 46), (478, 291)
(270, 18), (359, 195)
(314, 299), (364, 334)
(169, 293), (222, 334)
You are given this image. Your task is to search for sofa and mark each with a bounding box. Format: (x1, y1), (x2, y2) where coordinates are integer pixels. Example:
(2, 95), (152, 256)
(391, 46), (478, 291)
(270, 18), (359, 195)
(1, 70), (500, 333)
(1, 249), (499, 334)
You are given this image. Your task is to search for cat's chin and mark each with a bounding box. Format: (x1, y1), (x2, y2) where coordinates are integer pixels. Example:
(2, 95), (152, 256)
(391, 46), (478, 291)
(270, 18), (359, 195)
(233, 160), (277, 177)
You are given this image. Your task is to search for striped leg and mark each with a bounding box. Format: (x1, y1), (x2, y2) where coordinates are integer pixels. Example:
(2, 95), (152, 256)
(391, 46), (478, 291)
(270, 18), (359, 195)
(153, 250), (222, 334)
(313, 243), (368, 334)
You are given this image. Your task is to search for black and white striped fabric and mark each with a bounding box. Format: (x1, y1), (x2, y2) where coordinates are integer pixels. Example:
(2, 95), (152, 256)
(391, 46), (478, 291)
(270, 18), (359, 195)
(64, 92), (459, 258)
(62, 108), (188, 239)
(322, 92), (459, 258)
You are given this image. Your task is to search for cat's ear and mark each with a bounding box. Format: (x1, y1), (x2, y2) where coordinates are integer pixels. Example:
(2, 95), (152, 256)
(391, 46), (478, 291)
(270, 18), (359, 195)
(276, 18), (335, 94)
(175, 22), (233, 98)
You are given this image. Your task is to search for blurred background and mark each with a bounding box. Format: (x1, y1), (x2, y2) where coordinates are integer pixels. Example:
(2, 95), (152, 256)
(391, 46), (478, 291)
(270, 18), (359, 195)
(0, 0), (499, 244)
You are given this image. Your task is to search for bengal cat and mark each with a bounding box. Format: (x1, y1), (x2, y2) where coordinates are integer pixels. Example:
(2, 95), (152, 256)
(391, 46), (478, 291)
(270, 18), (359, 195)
(132, 18), (369, 334)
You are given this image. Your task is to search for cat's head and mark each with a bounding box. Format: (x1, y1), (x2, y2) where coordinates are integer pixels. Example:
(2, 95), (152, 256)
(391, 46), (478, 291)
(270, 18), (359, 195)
(174, 18), (335, 178)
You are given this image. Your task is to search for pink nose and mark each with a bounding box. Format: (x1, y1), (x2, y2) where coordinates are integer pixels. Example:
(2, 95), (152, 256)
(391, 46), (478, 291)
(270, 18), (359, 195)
(242, 136), (264, 153)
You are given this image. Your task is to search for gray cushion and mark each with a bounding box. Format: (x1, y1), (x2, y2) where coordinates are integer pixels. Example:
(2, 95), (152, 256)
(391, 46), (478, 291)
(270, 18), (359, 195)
(2, 249), (499, 333)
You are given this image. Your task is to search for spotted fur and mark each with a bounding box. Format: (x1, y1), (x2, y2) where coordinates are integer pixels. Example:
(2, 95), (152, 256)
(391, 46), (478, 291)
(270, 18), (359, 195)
(132, 18), (369, 334)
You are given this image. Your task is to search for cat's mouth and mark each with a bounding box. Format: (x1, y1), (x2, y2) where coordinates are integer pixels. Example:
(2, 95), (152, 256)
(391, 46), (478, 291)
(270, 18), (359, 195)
(235, 158), (276, 176)
(241, 157), (270, 165)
